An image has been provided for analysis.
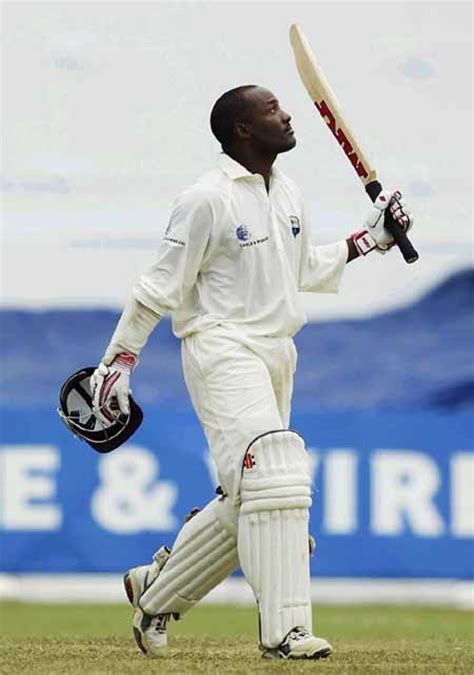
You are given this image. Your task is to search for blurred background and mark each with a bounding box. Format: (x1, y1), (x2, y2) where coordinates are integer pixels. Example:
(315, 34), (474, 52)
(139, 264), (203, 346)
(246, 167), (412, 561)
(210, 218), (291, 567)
(1, 1), (472, 606)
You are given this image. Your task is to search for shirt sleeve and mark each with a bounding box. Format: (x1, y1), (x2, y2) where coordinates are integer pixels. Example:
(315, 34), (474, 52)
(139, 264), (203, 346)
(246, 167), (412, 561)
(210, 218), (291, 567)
(298, 204), (349, 293)
(133, 188), (216, 314)
(102, 296), (162, 365)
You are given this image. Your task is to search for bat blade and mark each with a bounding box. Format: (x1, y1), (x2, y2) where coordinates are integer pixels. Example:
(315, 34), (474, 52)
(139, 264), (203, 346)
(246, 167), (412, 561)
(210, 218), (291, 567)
(290, 23), (376, 186)
(289, 23), (419, 264)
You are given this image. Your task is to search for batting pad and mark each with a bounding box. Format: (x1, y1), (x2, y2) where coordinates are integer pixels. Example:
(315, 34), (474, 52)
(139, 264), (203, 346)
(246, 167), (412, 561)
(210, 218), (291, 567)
(238, 430), (313, 648)
(139, 497), (239, 616)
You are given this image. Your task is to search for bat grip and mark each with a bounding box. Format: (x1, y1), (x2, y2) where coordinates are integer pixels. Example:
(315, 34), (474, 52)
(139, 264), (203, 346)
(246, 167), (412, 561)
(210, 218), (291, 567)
(365, 181), (419, 264)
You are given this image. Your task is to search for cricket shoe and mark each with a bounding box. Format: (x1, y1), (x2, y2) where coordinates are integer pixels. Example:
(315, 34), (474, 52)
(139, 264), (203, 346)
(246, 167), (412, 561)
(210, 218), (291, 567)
(132, 607), (170, 656)
(123, 545), (171, 608)
(261, 626), (333, 660)
(124, 546), (174, 656)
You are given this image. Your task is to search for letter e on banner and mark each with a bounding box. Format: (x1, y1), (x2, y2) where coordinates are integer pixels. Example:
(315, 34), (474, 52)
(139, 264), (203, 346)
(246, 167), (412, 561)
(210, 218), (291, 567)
(0, 445), (62, 530)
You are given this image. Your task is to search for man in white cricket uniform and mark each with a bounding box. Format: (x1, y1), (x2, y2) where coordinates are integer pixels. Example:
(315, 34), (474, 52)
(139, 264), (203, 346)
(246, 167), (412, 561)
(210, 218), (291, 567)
(91, 85), (413, 660)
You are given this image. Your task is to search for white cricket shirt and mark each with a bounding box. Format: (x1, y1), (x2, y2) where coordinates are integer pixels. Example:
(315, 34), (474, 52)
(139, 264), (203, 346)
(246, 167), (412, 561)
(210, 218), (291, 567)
(134, 154), (348, 338)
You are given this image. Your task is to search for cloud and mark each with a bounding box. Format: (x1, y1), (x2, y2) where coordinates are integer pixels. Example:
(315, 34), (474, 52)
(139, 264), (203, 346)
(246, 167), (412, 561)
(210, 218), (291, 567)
(399, 58), (436, 81)
(1, 176), (71, 194)
(408, 180), (436, 198)
(52, 54), (84, 72)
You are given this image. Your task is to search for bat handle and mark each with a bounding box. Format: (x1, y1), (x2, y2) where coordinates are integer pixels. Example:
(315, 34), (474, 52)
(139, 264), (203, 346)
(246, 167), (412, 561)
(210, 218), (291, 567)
(365, 181), (419, 264)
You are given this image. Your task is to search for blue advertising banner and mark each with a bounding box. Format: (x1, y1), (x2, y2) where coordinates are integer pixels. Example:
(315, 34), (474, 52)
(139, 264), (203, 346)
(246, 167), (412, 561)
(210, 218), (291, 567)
(1, 406), (473, 578)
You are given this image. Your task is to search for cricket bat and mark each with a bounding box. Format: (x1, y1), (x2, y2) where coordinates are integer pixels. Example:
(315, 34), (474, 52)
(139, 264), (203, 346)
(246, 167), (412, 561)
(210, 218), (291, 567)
(289, 23), (419, 263)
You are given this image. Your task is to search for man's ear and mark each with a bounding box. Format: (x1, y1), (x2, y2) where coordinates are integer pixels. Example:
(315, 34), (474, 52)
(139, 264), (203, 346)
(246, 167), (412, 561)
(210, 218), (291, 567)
(234, 122), (251, 141)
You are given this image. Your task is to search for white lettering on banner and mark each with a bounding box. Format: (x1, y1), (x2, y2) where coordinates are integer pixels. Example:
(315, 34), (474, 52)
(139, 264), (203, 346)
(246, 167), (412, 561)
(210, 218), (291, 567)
(1, 443), (470, 539)
(451, 453), (474, 537)
(91, 446), (178, 534)
(0, 446), (62, 530)
(323, 450), (358, 534)
(371, 451), (445, 536)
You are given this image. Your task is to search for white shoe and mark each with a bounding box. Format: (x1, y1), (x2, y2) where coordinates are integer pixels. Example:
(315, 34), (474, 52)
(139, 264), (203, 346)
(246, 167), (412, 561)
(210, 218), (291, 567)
(132, 608), (170, 656)
(261, 626), (333, 660)
(123, 546), (171, 607)
(124, 546), (172, 656)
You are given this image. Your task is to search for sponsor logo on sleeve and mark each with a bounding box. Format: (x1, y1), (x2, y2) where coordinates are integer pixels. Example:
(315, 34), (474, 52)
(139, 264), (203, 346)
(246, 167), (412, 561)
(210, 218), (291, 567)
(163, 223), (185, 247)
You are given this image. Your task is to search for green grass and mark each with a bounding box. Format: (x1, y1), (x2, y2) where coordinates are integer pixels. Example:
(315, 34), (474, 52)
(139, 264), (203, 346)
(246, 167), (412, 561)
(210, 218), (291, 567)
(0, 603), (472, 674)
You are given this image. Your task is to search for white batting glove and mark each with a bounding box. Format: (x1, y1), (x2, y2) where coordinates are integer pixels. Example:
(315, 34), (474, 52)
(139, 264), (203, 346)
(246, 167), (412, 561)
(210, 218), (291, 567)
(351, 190), (414, 256)
(90, 352), (137, 425)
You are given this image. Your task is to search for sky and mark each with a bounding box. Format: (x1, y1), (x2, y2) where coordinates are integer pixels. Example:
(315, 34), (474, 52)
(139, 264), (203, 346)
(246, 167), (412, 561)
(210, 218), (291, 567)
(1, 0), (472, 318)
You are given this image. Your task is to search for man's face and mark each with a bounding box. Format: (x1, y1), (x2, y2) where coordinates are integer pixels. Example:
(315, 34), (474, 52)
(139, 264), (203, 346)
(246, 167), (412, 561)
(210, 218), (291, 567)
(237, 87), (296, 154)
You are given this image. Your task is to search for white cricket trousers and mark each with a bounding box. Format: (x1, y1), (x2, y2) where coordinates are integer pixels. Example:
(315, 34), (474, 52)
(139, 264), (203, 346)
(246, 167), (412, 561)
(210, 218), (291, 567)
(181, 326), (298, 502)
(139, 326), (312, 647)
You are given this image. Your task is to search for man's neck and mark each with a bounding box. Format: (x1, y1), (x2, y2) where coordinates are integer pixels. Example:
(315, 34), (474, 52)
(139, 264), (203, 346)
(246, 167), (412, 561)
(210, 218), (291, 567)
(226, 148), (277, 192)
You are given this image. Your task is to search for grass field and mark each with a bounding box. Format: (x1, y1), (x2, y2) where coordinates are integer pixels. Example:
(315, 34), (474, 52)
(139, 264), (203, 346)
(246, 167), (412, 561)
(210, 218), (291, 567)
(0, 602), (472, 674)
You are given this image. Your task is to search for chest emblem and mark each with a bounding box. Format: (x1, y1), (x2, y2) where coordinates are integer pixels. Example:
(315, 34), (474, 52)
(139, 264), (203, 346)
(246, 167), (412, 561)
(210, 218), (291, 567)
(236, 224), (251, 242)
(289, 215), (301, 238)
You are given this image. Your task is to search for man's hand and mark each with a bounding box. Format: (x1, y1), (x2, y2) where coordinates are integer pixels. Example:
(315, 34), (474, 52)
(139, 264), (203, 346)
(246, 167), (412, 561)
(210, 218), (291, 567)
(90, 352), (137, 425)
(351, 190), (414, 256)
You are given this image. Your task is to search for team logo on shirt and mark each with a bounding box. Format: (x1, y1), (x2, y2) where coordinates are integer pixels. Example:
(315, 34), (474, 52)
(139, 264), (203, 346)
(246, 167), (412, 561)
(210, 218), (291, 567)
(289, 215), (301, 238)
(236, 224), (251, 242)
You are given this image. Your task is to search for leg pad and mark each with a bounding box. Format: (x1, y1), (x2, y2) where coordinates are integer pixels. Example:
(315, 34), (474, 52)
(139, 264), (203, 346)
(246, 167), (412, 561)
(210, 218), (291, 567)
(140, 497), (239, 616)
(238, 430), (313, 648)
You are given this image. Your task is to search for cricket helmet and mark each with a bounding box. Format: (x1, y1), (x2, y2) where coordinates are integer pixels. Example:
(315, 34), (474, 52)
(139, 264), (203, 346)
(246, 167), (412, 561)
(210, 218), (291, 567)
(58, 366), (143, 453)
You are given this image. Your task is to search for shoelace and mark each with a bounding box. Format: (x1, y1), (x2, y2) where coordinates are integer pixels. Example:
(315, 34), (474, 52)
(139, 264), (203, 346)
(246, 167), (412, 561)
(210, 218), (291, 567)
(288, 627), (311, 641)
(154, 615), (170, 633)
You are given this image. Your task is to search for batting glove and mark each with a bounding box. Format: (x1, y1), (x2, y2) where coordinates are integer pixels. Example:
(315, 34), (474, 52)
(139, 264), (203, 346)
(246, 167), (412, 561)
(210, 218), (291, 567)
(351, 190), (414, 256)
(90, 352), (137, 425)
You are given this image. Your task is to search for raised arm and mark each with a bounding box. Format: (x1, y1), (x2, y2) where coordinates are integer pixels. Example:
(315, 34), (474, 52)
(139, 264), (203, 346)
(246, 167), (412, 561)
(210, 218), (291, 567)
(299, 190), (414, 292)
(298, 201), (348, 294)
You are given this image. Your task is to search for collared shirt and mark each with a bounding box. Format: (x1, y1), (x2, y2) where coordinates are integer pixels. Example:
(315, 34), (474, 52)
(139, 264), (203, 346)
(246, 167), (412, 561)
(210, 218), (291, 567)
(133, 154), (348, 339)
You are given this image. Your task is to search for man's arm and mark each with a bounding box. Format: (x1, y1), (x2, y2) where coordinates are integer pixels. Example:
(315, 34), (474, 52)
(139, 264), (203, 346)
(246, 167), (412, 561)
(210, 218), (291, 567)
(102, 297), (162, 366)
(90, 189), (216, 422)
(90, 297), (161, 423)
(131, 189), (216, 316)
(298, 237), (349, 293)
(299, 190), (414, 292)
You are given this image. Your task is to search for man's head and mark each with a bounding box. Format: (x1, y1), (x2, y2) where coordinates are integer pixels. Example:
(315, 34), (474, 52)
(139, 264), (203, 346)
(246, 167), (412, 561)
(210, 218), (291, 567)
(210, 85), (296, 156)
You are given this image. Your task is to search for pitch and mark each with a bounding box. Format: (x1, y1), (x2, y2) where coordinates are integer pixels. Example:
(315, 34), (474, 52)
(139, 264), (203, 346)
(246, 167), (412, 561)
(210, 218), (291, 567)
(1, 602), (472, 673)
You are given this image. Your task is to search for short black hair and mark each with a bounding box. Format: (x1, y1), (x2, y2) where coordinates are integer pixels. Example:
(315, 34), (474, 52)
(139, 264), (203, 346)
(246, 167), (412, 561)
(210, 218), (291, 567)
(210, 85), (258, 150)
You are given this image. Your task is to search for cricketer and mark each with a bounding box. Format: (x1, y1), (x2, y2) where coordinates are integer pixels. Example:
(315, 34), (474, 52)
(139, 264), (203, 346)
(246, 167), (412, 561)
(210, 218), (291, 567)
(90, 85), (413, 660)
